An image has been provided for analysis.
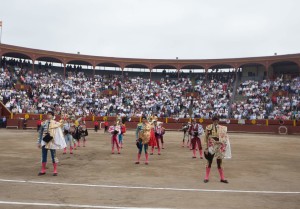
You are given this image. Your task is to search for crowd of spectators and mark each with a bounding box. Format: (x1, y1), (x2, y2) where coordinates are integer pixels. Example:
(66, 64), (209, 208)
(232, 77), (300, 120)
(0, 58), (299, 120)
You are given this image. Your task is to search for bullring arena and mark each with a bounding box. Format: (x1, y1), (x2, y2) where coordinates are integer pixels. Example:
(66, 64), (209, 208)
(1, 20), (300, 209)
(0, 128), (299, 209)
(2, 0), (300, 207)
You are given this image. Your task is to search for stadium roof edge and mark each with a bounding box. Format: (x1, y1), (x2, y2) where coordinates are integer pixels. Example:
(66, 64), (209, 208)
(0, 43), (300, 69)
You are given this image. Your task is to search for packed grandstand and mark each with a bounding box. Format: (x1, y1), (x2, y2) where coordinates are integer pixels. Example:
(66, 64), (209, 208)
(0, 46), (299, 121)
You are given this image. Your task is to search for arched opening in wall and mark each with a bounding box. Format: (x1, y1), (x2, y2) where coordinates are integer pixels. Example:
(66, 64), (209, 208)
(270, 61), (300, 81)
(152, 65), (177, 80)
(124, 64), (150, 79)
(239, 63), (266, 82)
(181, 65), (205, 82)
(207, 64), (235, 84)
(35, 57), (63, 75)
(66, 60), (93, 78)
(1, 52), (33, 70)
(1, 53), (34, 86)
(96, 62), (121, 77)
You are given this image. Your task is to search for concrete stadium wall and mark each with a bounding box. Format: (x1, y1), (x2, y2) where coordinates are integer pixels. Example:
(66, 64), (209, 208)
(0, 102), (11, 118)
(241, 65), (265, 81)
(242, 65), (265, 77)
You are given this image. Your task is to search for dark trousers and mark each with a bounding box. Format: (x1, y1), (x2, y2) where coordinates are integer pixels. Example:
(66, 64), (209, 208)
(138, 141), (148, 154)
(206, 154), (222, 169)
(42, 146), (56, 163)
(191, 137), (202, 150)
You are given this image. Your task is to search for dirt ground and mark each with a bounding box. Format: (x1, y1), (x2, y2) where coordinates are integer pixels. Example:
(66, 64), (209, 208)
(0, 129), (299, 209)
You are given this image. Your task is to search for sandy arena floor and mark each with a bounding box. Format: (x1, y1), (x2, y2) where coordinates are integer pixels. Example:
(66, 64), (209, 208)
(0, 129), (299, 209)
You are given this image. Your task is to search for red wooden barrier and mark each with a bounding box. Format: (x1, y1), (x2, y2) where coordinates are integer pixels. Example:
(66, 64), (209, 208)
(4, 114), (299, 135)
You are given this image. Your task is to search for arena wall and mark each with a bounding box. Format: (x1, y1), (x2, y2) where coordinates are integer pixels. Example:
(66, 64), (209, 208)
(5, 113), (300, 135)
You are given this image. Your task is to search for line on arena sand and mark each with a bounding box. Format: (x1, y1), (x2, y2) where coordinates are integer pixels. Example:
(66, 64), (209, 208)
(0, 201), (172, 209)
(0, 179), (299, 195)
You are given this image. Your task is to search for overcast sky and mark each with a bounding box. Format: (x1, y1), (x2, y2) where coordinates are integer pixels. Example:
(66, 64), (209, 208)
(0, 0), (299, 59)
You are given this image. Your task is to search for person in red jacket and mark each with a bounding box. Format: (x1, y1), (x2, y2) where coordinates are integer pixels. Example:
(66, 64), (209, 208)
(94, 120), (99, 132)
(104, 120), (109, 133)
(37, 119), (42, 132)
